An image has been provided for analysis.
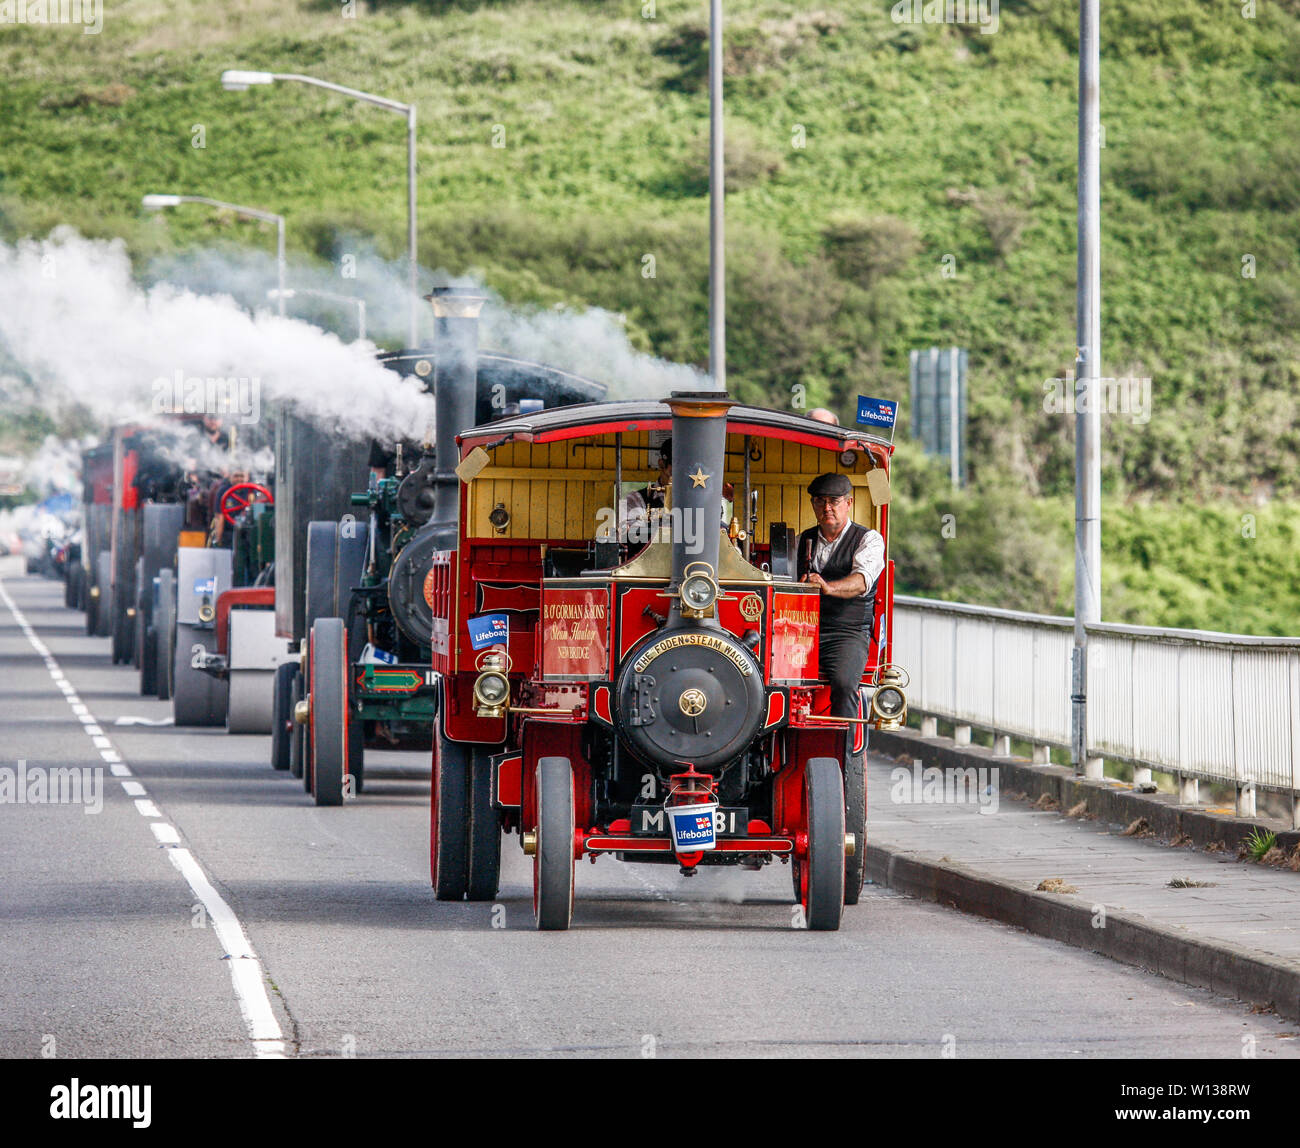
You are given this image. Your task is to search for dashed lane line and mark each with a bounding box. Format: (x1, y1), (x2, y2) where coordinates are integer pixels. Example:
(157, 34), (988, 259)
(0, 579), (287, 1059)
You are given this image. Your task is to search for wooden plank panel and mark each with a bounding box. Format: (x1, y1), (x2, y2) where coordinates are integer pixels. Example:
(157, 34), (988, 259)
(529, 476), (548, 539)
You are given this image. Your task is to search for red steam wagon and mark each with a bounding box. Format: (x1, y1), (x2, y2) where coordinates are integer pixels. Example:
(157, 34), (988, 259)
(424, 289), (907, 930)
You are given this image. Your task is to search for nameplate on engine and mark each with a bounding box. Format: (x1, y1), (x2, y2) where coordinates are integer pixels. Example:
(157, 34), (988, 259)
(632, 632), (754, 676)
(541, 585), (610, 680)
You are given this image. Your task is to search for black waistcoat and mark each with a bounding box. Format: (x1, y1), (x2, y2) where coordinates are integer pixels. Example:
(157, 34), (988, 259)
(797, 522), (873, 633)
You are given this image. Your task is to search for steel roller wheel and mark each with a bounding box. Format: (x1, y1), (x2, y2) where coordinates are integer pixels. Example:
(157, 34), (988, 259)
(533, 756), (575, 931)
(172, 623), (227, 727)
(466, 748), (501, 901)
(308, 617), (348, 807)
(430, 728), (470, 900)
(800, 757), (846, 931)
(289, 666), (305, 779)
(155, 569), (174, 702)
(271, 661), (296, 771)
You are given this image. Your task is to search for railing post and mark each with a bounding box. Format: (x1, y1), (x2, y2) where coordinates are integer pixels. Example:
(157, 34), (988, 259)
(1033, 745), (1051, 765)
(1179, 774), (1198, 805)
(993, 735), (1010, 757)
(954, 725), (972, 746)
(920, 715), (937, 739)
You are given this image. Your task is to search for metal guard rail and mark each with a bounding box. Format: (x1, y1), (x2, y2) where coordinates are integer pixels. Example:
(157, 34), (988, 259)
(892, 595), (1300, 817)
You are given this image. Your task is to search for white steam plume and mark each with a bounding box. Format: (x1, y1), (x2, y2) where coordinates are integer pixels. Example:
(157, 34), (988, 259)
(0, 229), (435, 443)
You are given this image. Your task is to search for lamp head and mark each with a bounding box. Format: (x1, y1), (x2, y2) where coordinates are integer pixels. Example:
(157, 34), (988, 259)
(221, 69), (275, 91)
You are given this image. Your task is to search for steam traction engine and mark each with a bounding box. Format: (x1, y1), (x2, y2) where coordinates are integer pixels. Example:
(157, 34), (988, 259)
(429, 366), (908, 930)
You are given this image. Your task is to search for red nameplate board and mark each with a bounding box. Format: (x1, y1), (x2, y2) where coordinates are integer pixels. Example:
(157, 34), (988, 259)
(541, 585), (610, 680)
(769, 591), (819, 681)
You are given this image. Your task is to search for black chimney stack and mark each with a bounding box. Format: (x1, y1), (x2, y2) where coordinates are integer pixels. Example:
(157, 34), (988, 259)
(425, 286), (486, 546)
(666, 390), (734, 592)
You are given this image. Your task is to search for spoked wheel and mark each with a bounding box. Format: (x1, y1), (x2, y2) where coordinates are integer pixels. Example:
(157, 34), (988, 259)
(270, 661), (296, 771)
(843, 747), (867, 906)
(800, 757), (846, 931)
(289, 666), (305, 779)
(533, 756), (575, 931)
(308, 617), (348, 807)
(430, 730), (469, 900)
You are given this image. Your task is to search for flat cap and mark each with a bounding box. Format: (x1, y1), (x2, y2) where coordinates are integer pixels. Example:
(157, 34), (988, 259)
(807, 473), (853, 497)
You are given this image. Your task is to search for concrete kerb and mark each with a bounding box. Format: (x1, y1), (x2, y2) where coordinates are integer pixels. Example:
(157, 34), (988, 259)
(864, 842), (1300, 1023)
(867, 726), (1300, 1021)
(872, 727), (1300, 855)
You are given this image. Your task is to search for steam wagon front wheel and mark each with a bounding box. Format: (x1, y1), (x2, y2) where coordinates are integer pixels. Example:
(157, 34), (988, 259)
(533, 756), (575, 931)
(431, 730), (469, 901)
(800, 757), (846, 931)
(308, 617), (348, 807)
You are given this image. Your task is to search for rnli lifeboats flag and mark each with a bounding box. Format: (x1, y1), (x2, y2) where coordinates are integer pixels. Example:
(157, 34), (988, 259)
(468, 613), (509, 650)
(856, 396), (898, 437)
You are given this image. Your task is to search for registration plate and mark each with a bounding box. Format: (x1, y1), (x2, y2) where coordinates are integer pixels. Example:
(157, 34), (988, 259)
(631, 804), (748, 837)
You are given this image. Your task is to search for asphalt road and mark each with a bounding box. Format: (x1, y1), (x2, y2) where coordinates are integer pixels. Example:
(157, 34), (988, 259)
(2, 570), (1297, 1059)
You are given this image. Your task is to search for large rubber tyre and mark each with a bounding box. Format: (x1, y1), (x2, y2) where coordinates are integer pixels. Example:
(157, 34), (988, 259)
(466, 749), (502, 901)
(271, 661), (296, 771)
(140, 619), (158, 696)
(843, 748), (868, 906)
(155, 569), (175, 702)
(289, 666), (305, 779)
(304, 520), (369, 663)
(93, 550), (113, 637)
(431, 730), (470, 900)
(801, 757), (846, 932)
(308, 617), (348, 807)
(349, 716), (365, 795)
(65, 560), (82, 609)
(172, 622), (227, 727)
(133, 558), (147, 674)
(534, 756), (575, 931)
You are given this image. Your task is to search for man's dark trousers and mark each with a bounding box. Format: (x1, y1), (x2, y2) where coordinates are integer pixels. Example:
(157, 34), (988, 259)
(819, 629), (872, 718)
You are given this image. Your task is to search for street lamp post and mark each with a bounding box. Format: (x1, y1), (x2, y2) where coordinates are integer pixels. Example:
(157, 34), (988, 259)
(221, 70), (419, 348)
(142, 194), (286, 316)
(267, 288), (367, 342)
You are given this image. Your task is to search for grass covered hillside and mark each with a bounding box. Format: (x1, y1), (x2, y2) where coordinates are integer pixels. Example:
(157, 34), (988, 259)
(1, 0), (1297, 630)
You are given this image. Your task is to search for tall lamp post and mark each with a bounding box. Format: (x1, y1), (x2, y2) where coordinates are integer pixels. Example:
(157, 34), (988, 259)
(221, 70), (419, 348)
(267, 288), (367, 342)
(708, 0), (725, 390)
(141, 194), (286, 316)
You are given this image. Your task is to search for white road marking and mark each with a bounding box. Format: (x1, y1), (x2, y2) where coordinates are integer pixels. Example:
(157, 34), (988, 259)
(150, 823), (180, 845)
(0, 578), (287, 1060)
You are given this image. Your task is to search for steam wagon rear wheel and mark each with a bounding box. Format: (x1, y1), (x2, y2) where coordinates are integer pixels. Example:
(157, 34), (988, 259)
(802, 757), (846, 931)
(308, 617), (348, 807)
(466, 749), (501, 901)
(533, 756), (575, 931)
(289, 666), (305, 779)
(64, 560), (82, 609)
(843, 749), (867, 906)
(431, 729), (469, 900)
(155, 569), (174, 702)
(270, 660), (296, 771)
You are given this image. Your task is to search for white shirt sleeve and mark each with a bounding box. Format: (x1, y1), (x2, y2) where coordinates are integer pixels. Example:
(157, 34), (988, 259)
(851, 530), (885, 595)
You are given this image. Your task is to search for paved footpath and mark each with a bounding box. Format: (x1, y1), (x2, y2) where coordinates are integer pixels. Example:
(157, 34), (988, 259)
(866, 748), (1300, 1019)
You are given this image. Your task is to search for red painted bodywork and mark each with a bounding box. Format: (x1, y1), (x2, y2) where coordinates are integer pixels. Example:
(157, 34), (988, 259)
(214, 587), (274, 656)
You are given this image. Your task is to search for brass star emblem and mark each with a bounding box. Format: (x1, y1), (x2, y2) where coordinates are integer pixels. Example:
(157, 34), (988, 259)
(689, 466), (710, 488)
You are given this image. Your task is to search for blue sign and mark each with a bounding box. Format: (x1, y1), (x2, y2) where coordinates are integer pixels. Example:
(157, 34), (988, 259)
(468, 613), (509, 650)
(193, 577), (216, 595)
(856, 396), (898, 431)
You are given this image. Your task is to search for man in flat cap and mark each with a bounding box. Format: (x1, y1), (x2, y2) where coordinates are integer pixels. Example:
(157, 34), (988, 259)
(799, 473), (885, 717)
